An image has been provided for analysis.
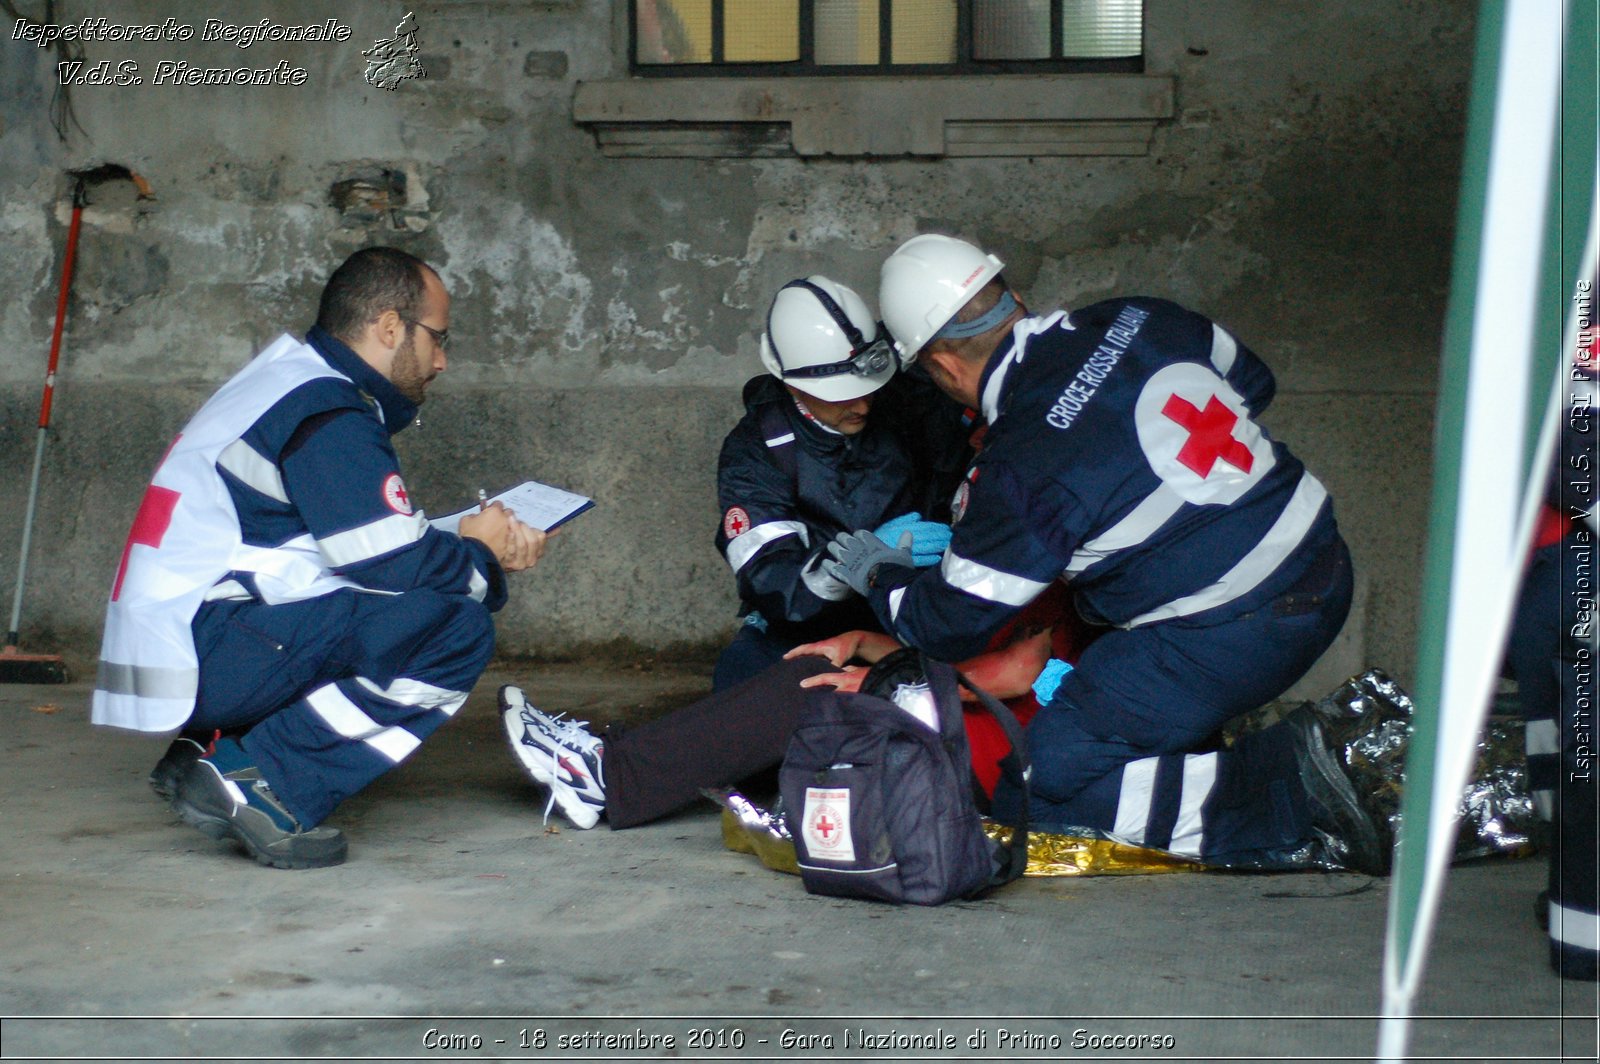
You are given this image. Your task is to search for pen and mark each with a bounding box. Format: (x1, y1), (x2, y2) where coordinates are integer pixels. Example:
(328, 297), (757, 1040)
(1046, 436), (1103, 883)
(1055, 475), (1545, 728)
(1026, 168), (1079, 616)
(477, 488), (488, 511)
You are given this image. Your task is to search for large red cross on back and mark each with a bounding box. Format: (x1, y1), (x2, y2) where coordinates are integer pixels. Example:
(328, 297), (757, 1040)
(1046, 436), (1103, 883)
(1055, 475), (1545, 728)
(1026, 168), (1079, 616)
(111, 436), (185, 602)
(111, 485), (180, 601)
(1161, 394), (1255, 478)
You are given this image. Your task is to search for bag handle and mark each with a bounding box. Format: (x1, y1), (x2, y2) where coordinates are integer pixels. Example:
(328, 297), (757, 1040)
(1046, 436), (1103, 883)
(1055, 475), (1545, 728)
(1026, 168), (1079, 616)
(953, 666), (1031, 889)
(859, 649), (1032, 890)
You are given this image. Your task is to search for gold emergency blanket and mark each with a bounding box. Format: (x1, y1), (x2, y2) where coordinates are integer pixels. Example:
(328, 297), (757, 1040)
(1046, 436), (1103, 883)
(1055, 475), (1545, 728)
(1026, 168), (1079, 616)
(713, 791), (1200, 878)
(711, 668), (1540, 878)
(985, 823), (1203, 876)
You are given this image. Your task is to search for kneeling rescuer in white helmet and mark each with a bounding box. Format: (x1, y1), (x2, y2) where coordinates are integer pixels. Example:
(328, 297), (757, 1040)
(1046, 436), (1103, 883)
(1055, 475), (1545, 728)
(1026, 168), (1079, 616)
(824, 234), (1385, 874)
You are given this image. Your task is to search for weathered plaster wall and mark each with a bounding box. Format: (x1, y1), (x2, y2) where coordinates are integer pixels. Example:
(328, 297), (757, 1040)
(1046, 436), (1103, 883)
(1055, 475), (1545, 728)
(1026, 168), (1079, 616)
(0, 1), (1471, 687)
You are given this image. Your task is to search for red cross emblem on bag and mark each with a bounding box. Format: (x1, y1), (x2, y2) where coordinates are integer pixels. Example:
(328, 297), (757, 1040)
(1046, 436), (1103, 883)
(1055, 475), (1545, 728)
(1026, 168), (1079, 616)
(802, 786), (856, 861)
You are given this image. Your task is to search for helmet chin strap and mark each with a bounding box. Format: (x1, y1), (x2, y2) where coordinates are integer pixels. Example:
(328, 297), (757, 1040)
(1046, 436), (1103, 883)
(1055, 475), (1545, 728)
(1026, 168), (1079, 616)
(933, 289), (1017, 340)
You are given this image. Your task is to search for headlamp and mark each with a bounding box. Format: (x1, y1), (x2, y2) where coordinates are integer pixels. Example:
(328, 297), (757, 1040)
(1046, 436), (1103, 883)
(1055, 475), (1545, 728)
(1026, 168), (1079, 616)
(769, 277), (901, 382)
(783, 332), (895, 380)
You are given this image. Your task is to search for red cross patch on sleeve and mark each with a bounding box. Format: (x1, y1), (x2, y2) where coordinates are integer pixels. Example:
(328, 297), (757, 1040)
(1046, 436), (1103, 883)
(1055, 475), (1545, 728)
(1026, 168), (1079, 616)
(951, 479), (972, 524)
(723, 506), (751, 539)
(382, 473), (414, 515)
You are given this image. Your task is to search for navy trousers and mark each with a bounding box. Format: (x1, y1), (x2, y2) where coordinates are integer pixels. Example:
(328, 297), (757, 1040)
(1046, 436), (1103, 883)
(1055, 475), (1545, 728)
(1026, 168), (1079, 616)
(187, 588), (494, 827)
(994, 536), (1353, 864)
(1510, 535), (1599, 979)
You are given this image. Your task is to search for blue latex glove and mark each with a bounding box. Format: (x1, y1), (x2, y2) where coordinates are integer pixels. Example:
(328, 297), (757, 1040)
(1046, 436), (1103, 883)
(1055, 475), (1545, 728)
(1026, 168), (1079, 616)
(871, 512), (953, 568)
(823, 529), (916, 595)
(1032, 658), (1074, 705)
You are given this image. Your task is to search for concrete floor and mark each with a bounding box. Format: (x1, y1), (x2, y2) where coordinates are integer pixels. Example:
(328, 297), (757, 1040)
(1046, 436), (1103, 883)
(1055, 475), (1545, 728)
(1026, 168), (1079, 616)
(1, 662), (1596, 1063)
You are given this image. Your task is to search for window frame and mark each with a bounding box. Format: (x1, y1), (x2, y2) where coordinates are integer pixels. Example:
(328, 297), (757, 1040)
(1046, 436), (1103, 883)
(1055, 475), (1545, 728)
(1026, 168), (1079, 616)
(628, 0), (1143, 78)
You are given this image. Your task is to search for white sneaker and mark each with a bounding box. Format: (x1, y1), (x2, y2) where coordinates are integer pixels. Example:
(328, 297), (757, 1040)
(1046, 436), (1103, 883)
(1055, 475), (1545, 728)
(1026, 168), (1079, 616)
(499, 685), (606, 829)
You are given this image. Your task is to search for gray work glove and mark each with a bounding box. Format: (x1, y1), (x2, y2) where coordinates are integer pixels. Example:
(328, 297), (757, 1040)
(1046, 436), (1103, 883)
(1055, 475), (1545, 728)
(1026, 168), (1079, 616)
(823, 529), (916, 596)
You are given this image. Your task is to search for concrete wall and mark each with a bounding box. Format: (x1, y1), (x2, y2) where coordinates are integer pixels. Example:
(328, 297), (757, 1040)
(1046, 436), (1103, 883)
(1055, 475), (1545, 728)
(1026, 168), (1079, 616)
(0, 1), (1472, 687)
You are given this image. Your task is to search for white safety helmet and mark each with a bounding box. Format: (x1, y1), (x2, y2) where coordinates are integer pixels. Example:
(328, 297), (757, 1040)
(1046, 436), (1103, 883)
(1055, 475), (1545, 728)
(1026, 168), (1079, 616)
(759, 275), (897, 403)
(879, 234), (1006, 362)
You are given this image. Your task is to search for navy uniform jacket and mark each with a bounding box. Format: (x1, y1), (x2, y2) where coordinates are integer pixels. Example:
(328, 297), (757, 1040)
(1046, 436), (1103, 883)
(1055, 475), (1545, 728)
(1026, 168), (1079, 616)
(867, 298), (1341, 662)
(206, 326), (506, 613)
(715, 373), (968, 644)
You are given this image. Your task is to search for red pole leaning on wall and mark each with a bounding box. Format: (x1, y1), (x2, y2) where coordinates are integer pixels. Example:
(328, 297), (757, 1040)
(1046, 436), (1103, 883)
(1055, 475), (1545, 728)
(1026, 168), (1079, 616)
(1, 175), (86, 681)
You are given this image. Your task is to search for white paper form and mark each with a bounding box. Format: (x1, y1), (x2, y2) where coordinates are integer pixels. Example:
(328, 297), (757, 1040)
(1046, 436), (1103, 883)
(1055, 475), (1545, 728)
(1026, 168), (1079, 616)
(430, 480), (594, 534)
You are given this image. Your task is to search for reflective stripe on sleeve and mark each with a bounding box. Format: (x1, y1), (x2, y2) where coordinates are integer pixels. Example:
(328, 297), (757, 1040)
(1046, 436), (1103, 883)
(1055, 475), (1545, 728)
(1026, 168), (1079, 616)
(216, 439), (289, 504)
(724, 520), (808, 574)
(1525, 717), (1559, 756)
(305, 683), (422, 763)
(764, 432), (796, 448)
(939, 550), (1051, 607)
(204, 579), (252, 602)
(467, 566), (489, 603)
(316, 512), (430, 568)
(887, 585), (907, 622)
(1123, 473), (1328, 627)
(1210, 323), (1238, 377)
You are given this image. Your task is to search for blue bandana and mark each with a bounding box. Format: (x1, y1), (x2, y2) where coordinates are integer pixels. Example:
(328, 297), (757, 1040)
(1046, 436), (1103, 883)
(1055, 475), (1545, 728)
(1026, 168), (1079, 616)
(933, 289), (1017, 340)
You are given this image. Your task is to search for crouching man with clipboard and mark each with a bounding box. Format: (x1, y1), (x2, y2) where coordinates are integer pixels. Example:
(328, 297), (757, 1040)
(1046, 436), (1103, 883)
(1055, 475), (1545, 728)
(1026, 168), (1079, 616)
(93, 247), (560, 870)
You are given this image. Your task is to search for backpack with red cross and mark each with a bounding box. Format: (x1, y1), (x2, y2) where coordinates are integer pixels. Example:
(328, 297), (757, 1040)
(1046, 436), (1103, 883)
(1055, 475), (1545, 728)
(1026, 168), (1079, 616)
(779, 649), (1030, 905)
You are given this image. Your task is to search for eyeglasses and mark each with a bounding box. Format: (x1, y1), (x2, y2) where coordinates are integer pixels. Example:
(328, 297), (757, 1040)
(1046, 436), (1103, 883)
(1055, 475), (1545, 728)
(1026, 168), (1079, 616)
(403, 318), (450, 351)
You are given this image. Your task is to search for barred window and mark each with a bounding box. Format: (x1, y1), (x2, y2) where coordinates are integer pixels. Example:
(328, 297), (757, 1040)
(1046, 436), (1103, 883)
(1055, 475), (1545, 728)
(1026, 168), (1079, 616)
(632, 0), (1142, 75)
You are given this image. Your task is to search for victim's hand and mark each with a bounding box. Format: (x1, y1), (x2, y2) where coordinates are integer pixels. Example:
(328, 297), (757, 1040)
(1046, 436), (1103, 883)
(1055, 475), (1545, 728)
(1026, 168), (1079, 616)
(784, 630), (902, 667)
(785, 632), (866, 668)
(798, 665), (868, 693)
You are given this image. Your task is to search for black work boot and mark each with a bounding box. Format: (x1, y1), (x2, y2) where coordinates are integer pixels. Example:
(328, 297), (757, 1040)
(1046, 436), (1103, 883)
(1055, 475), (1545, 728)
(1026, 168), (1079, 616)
(1285, 706), (1390, 876)
(148, 736), (207, 801)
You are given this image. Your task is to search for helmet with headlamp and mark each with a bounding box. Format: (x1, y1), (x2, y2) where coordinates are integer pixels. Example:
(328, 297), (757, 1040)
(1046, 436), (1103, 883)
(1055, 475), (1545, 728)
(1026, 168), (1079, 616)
(759, 276), (897, 402)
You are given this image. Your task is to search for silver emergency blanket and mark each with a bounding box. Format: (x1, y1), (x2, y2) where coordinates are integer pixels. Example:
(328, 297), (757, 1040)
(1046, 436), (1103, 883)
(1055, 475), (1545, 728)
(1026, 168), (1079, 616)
(710, 788), (799, 875)
(1306, 668), (1538, 860)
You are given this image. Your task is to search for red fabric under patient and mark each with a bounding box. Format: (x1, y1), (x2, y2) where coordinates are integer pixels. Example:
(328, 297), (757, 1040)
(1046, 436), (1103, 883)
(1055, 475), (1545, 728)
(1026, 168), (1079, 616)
(963, 699), (1040, 798)
(959, 584), (1098, 797)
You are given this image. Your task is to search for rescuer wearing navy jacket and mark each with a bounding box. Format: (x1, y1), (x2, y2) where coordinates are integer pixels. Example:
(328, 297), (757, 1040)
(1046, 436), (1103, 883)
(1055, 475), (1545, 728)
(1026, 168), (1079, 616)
(709, 276), (968, 691)
(825, 234), (1382, 873)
